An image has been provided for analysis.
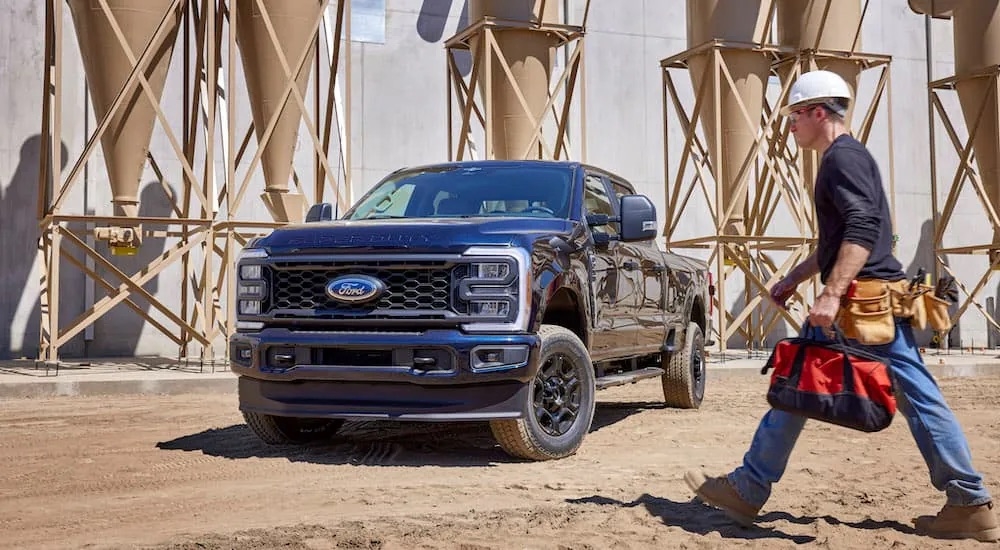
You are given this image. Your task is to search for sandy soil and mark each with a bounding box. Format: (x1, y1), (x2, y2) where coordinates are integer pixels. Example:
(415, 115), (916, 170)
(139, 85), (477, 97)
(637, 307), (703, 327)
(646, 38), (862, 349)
(2, 368), (1000, 550)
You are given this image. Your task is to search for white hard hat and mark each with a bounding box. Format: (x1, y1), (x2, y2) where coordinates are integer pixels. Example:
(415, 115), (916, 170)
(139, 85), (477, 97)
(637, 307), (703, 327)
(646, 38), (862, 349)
(780, 70), (852, 117)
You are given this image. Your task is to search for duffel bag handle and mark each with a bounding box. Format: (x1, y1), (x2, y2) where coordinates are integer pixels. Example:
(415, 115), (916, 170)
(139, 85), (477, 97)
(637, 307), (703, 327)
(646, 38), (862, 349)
(801, 319), (849, 344)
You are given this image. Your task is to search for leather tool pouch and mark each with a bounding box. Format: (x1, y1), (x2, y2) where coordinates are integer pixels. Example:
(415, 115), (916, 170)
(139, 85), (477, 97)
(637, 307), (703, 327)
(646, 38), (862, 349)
(888, 280), (952, 332)
(838, 279), (952, 343)
(837, 279), (896, 346)
(923, 291), (953, 332)
(890, 282), (928, 331)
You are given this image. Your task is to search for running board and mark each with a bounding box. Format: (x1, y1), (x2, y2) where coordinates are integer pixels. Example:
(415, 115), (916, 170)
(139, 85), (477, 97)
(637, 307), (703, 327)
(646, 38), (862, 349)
(595, 367), (664, 390)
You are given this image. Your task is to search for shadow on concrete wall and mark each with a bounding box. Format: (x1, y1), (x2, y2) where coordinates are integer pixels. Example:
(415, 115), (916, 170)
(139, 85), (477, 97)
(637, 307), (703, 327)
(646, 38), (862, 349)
(903, 218), (940, 347)
(0, 135), (174, 359)
(99, 181), (173, 357)
(903, 217), (965, 348)
(0, 136), (68, 360)
(418, 0), (470, 76)
(903, 218), (936, 285)
(723, 287), (791, 353)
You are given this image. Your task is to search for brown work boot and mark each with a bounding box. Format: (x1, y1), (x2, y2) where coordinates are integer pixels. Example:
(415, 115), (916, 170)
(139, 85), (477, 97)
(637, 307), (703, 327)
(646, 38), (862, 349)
(684, 470), (760, 527)
(914, 502), (1000, 542)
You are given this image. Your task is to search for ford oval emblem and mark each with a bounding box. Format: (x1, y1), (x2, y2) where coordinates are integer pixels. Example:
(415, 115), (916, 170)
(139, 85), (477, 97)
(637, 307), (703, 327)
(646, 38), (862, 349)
(325, 275), (385, 304)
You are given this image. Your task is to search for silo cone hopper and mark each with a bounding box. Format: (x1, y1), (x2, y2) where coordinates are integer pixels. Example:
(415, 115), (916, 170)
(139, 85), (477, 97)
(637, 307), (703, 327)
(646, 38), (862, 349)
(777, 0), (864, 125)
(468, 0), (560, 160)
(910, 0), (1000, 256)
(67, 0), (181, 254)
(236, 0), (325, 223)
(686, 0), (773, 237)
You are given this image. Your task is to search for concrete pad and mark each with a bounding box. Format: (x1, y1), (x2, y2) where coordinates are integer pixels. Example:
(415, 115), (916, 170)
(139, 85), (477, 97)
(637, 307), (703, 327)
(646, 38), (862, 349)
(2, 347), (1000, 400)
(0, 374), (236, 399)
(0, 357), (235, 399)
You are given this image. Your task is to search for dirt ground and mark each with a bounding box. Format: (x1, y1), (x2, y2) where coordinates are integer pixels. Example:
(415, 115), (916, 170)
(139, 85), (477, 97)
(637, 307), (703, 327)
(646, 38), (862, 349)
(2, 368), (1000, 550)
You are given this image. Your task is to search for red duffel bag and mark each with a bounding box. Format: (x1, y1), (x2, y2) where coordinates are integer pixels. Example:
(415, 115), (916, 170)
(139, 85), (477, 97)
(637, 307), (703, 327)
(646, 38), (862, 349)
(761, 324), (897, 432)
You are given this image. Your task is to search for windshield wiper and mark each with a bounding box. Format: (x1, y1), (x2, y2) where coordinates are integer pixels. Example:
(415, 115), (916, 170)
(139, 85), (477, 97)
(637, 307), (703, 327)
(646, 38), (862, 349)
(360, 214), (409, 220)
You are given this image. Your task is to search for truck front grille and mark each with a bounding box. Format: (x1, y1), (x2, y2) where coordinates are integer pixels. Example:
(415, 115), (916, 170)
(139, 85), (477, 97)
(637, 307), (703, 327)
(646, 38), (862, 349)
(271, 264), (457, 313)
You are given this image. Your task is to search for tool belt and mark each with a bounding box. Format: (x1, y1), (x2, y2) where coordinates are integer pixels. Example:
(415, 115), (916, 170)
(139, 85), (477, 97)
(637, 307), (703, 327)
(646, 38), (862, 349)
(836, 279), (953, 346)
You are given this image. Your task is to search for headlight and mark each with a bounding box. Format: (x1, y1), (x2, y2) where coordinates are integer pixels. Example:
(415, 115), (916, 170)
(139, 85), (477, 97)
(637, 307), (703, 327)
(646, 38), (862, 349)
(460, 247), (530, 332)
(237, 281), (267, 299)
(236, 247), (268, 317)
(237, 249), (267, 281)
(240, 264), (262, 280)
(472, 262), (511, 280)
(239, 300), (262, 315)
(469, 300), (510, 317)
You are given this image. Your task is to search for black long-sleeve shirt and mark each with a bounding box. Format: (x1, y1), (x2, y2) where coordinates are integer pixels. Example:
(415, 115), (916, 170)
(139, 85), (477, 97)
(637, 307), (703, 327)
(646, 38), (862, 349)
(814, 134), (904, 284)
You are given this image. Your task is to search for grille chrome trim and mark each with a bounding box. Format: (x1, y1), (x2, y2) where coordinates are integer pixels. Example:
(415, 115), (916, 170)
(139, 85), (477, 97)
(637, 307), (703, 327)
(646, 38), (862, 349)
(248, 253), (522, 324)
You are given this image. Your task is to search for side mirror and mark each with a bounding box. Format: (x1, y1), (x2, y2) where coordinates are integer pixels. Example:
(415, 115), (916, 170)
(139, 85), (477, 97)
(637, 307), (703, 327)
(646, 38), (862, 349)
(305, 202), (335, 223)
(619, 195), (657, 242)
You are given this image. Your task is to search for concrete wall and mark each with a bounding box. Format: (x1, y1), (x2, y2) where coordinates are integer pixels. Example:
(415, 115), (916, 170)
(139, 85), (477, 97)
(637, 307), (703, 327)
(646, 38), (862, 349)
(0, 0), (993, 359)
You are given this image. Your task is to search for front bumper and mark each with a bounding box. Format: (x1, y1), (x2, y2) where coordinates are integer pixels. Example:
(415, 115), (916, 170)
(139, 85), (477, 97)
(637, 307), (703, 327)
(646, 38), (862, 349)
(230, 328), (540, 421)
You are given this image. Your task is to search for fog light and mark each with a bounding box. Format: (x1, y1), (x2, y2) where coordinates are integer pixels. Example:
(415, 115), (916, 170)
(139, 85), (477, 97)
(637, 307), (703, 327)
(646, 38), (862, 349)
(230, 343), (253, 366)
(471, 345), (529, 372)
(239, 300), (261, 315)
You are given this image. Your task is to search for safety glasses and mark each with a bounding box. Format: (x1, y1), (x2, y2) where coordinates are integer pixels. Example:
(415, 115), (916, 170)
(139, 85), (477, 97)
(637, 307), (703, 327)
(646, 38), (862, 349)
(788, 104), (821, 123)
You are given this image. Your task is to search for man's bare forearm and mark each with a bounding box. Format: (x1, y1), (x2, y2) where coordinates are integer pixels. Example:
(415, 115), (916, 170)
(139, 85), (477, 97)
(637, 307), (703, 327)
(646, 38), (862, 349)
(820, 242), (871, 298)
(784, 252), (820, 287)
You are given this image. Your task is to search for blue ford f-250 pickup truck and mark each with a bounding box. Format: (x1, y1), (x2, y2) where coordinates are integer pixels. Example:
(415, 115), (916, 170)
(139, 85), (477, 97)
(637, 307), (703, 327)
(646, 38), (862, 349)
(230, 160), (713, 460)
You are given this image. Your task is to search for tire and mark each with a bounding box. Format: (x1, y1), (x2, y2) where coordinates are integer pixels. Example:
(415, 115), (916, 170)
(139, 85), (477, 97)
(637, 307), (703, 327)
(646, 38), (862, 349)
(243, 411), (344, 445)
(490, 325), (596, 461)
(661, 321), (706, 409)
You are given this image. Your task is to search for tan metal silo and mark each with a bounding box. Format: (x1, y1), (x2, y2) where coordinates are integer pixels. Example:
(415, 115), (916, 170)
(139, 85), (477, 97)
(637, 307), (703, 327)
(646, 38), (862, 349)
(910, 0), (1000, 249)
(776, 0), (864, 124)
(67, 0), (182, 218)
(686, 0), (773, 236)
(468, 0), (560, 160)
(235, 0), (326, 223)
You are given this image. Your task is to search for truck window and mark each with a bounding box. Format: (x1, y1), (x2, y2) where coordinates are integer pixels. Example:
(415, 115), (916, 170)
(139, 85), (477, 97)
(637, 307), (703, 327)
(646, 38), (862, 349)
(346, 165), (573, 220)
(610, 180), (634, 199)
(434, 191), (483, 216)
(608, 178), (656, 247)
(584, 173), (617, 236)
(348, 181), (416, 219)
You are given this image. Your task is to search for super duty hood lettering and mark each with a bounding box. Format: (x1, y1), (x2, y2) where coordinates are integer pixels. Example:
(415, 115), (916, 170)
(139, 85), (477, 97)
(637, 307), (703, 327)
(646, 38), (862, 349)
(262, 218), (574, 252)
(282, 232), (434, 247)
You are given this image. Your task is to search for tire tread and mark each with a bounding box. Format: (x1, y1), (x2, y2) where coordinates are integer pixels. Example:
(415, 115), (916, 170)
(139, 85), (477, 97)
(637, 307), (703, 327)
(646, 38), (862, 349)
(490, 325), (594, 461)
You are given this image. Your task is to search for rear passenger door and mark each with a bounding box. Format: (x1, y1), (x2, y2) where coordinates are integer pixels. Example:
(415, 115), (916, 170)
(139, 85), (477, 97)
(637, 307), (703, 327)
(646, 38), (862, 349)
(583, 173), (638, 359)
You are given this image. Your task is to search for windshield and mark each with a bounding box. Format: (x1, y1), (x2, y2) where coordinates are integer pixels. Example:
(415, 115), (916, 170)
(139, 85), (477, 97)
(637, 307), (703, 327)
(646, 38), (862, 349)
(345, 164), (574, 220)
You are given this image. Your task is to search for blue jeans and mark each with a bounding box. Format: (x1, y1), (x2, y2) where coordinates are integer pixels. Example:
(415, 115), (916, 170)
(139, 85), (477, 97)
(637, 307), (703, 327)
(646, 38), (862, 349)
(728, 319), (992, 508)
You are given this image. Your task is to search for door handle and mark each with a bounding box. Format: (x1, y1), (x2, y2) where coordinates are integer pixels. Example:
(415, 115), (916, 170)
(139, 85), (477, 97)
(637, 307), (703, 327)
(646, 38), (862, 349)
(622, 260), (639, 271)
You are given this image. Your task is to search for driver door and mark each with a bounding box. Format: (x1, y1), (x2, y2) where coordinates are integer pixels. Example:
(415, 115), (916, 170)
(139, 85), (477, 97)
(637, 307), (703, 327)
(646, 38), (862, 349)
(607, 177), (669, 354)
(584, 173), (638, 360)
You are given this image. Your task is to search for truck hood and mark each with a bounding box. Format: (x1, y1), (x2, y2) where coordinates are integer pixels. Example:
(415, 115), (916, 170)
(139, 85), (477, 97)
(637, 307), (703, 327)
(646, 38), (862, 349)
(258, 217), (578, 254)
(665, 252), (710, 274)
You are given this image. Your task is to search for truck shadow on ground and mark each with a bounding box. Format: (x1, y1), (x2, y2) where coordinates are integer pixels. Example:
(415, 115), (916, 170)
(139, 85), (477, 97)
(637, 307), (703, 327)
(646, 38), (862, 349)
(156, 399), (663, 467)
(567, 494), (918, 543)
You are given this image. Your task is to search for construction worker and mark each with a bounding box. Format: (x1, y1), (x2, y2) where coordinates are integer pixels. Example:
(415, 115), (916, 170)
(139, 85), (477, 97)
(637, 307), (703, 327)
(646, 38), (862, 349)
(684, 69), (999, 542)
